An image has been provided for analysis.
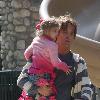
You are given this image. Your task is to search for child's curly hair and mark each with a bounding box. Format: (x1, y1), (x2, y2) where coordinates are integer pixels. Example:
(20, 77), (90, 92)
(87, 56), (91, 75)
(57, 14), (77, 38)
(36, 17), (59, 36)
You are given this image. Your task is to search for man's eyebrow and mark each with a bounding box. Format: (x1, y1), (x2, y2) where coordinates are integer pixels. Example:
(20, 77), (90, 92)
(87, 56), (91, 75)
(62, 30), (67, 32)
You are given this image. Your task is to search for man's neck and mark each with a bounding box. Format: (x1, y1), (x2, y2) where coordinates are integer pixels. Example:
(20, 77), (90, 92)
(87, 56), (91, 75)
(58, 47), (70, 55)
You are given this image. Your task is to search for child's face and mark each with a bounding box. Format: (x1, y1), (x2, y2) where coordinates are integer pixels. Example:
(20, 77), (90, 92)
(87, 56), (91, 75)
(48, 27), (59, 41)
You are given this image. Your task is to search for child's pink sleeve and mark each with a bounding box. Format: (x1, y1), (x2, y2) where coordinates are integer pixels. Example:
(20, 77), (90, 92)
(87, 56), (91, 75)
(24, 42), (33, 60)
(48, 42), (69, 72)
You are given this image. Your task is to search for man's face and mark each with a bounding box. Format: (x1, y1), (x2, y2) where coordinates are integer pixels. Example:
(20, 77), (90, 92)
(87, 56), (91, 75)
(57, 23), (75, 48)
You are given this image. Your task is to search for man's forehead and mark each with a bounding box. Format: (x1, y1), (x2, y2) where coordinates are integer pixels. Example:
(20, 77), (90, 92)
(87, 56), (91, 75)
(60, 23), (75, 31)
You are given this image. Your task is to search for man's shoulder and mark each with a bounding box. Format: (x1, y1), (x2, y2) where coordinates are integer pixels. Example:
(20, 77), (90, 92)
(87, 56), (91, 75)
(72, 52), (80, 62)
(72, 52), (85, 64)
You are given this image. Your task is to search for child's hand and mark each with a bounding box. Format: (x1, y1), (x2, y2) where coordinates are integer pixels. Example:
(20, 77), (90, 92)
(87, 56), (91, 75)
(59, 63), (71, 74)
(66, 69), (72, 75)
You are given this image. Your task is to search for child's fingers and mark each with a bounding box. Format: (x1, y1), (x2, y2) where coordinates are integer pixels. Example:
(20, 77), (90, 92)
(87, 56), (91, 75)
(66, 69), (72, 75)
(66, 71), (70, 75)
(68, 69), (72, 72)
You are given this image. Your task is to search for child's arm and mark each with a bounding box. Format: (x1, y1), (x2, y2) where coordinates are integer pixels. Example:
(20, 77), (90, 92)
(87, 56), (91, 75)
(48, 42), (70, 73)
(24, 41), (33, 61)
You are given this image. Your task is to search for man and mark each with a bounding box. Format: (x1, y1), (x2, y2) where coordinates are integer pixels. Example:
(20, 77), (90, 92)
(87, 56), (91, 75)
(17, 15), (93, 100)
(55, 15), (93, 100)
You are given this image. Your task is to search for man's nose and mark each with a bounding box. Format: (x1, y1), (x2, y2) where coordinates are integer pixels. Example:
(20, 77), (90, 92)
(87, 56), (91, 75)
(64, 33), (69, 38)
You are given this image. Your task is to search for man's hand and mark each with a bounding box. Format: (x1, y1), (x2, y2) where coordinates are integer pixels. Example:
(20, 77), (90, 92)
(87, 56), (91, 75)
(25, 96), (33, 100)
(37, 85), (52, 96)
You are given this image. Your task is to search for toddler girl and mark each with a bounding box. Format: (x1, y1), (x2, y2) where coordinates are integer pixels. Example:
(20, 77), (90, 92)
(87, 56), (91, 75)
(24, 18), (71, 100)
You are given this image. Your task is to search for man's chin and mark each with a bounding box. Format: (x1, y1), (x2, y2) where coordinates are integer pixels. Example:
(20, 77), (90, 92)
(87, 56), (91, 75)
(65, 44), (70, 48)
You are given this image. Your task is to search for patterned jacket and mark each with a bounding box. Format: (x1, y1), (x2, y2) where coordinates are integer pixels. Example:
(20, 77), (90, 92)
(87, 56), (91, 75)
(72, 53), (93, 100)
(17, 53), (93, 100)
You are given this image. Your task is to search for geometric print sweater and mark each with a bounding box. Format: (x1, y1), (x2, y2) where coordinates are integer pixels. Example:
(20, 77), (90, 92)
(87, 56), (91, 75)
(72, 53), (93, 100)
(17, 52), (93, 100)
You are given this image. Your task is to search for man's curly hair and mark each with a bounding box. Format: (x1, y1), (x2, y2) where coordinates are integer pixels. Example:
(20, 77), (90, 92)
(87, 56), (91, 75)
(57, 14), (77, 38)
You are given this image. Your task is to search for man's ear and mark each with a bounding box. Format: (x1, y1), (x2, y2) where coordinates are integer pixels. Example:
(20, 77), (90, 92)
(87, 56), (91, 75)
(73, 36), (76, 39)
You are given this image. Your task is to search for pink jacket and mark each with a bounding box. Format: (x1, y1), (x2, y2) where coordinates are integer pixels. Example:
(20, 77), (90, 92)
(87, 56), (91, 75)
(24, 36), (69, 74)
